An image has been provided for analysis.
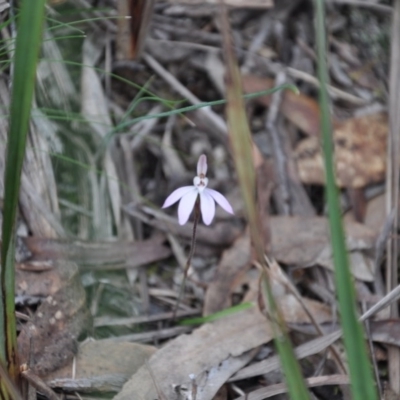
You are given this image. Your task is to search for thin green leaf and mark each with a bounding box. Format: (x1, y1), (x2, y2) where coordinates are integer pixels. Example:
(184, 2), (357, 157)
(180, 303), (253, 326)
(0, 0), (46, 386)
(313, 1), (377, 399)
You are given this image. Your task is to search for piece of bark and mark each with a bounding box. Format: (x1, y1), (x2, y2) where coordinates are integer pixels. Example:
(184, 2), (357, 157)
(18, 261), (91, 377)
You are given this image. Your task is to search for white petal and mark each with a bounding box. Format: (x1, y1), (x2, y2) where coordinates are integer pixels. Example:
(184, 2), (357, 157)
(178, 189), (198, 225)
(197, 154), (207, 176)
(199, 190), (216, 225)
(162, 186), (195, 209)
(206, 188), (234, 215)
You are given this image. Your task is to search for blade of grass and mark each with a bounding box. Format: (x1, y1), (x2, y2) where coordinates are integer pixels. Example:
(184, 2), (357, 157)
(219, 4), (310, 400)
(0, 360), (22, 400)
(41, 85), (294, 132)
(0, 0), (46, 388)
(179, 302), (253, 326)
(313, 1), (377, 399)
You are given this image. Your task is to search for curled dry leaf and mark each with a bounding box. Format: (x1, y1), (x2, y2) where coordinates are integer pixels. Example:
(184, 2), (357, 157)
(345, 193), (386, 233)
(295, 113), (388, 188)
(267, 260), (332, 324)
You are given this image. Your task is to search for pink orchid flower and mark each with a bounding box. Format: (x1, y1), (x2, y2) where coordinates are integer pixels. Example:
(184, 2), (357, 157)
(162, 154), (234, 225)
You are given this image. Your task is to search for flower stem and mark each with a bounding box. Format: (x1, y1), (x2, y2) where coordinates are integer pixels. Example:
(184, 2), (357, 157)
(173, 198), (200, 319)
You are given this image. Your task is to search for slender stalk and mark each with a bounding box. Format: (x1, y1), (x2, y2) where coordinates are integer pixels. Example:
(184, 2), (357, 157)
(173, 199), (200, 319)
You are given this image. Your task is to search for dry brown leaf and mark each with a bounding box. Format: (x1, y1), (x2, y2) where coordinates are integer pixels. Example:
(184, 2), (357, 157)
(268, 260), (332, 324)
(269, 216), (376, 281)
(363, 193), (386, 232)
(241, 264), (332, 325)
(113, 306), (273, 400)
(45, 341), (155, 393)
(242, 75), (321, 137)
(346, 188), (367, 222)
(315, 248), (375, 282)
(203, 232), (251, 315)
(370, 320), (400, 347)
(295, 113), (388, 188)
(274, 294), (332, 324)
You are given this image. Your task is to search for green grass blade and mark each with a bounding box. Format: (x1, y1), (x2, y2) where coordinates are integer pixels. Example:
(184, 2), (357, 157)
(179, 302), (253, 325)
(313, 1), (377, 399)
(0, 0), (46, 384)
(219, 5), (310, 400)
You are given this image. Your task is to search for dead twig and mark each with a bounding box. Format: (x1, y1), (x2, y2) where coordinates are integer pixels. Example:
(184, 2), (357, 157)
(266, 71), (291, 215)
(143, 52), (228, 137)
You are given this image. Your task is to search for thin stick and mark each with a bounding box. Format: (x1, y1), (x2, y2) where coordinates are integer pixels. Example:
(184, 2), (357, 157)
(172, 199), (200, 319)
